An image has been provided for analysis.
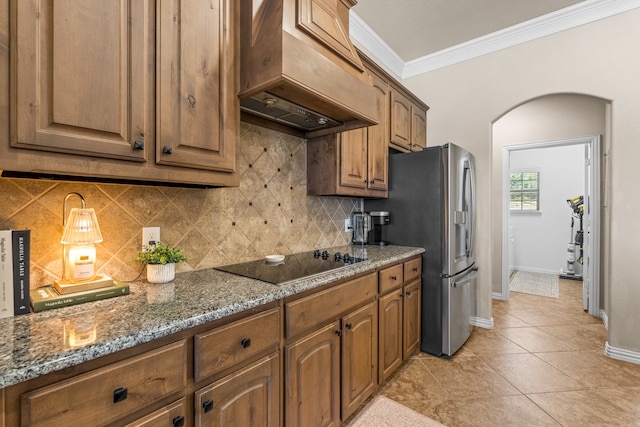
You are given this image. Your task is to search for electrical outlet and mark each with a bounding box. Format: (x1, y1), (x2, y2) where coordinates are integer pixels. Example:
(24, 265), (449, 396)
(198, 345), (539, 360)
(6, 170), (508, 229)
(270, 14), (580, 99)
(142, 227), (160, 251)
(344, 218), (351, 232)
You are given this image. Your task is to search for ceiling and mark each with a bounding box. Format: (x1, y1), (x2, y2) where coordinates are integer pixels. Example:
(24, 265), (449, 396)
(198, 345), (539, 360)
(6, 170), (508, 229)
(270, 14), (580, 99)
(349, 0), (639, 78)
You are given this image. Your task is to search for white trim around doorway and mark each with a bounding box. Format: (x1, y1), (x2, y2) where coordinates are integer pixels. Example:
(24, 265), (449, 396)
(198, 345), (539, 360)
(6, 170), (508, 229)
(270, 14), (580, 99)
(500, 135), (601, 317)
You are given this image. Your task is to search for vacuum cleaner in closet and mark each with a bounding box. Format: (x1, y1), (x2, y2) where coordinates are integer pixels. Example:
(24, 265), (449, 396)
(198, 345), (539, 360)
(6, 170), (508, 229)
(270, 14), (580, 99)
(561, 195), (584, 281)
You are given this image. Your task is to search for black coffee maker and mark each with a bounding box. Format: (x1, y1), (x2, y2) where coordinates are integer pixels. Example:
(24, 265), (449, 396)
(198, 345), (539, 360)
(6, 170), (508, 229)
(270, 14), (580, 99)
(368, 211), (390, 246)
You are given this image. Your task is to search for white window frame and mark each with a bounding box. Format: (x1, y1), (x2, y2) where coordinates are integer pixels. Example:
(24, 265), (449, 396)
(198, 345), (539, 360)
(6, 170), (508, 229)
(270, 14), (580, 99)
(509, 169), (540, 213)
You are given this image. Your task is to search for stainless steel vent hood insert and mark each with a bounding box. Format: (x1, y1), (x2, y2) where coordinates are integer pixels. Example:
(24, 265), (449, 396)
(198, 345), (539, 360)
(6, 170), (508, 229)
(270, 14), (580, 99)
(240, 92), (342, 131)
(240, 0), (378, 136)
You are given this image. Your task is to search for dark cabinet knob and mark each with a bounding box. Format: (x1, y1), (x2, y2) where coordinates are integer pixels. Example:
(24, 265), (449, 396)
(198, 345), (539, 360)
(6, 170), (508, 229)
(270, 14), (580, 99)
(133, 140), (144, 150)
(364, 179), (368, 183)
(371, 179), (375, 184)
(335, 329), (342, 337)
(391, 275), (397, 280)
(406, 290), (411, 296)
(113, 387), (128, 403)
(172, 416), (185, 427)
(163, 146), (173, 154)
(400, 293), (404, 298)
(413, 267), (418, 272)
(203, 400), (214, 413)
(345, 323), (352, 330)
(241, 338), (251, 348)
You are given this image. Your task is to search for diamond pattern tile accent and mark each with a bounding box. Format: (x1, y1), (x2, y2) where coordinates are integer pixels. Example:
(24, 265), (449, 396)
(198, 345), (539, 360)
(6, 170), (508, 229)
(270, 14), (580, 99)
(0, 123), (360, 287)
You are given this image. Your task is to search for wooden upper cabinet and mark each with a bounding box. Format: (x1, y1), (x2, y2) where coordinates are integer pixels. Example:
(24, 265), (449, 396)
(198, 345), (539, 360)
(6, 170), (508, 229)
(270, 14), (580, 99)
(339, 127), (368, 190)
(296, 0), (363, 72)
(13, 0), (152, 161)
(156, 0), (236, 173)
(411, 104), (428, 151)
(390, 86), (428, 153)
(367, 69), (390, 192)
(4, 0), (238, 186)
(389, 88), (412, 151)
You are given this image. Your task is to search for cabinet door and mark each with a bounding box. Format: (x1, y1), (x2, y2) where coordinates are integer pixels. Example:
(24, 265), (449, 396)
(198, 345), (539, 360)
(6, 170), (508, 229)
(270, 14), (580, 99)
(285, 321), (341, 427)
(411, 104), (427, 151)
(378, 289), (403, 383)
(339, 127), (368, 189)
(157, 0), (237, 172)
(13, 0), (152, 161)
(124, 398), (189, 427)
(403, 279), (422, 359)
(367, 70), (389, 192)
(341, 301), (378, 420)
(389, 89), (412, 151)
(195, 353), (280, 427)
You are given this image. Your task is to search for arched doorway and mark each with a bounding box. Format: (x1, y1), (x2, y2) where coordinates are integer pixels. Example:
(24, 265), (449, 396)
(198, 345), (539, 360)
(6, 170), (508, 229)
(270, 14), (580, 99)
(491, 93), (610, 318)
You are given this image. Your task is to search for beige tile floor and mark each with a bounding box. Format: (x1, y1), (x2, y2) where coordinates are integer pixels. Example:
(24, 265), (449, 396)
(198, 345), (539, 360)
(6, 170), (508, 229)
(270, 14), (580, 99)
(375, 278), (640, 426)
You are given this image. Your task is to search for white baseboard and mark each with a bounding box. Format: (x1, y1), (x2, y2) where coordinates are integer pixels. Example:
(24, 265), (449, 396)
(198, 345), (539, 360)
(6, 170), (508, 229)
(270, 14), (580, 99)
(601, 310), (608, 329)
(470, 316), (493, 329)
(513, 266), (562, 275)
(492, 292), (506, 300)
(605, 342), (640, 365)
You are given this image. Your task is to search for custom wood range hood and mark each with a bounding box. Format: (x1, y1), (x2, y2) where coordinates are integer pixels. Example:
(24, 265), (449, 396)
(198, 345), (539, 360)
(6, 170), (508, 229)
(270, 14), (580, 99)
(239, 0), (378, 137)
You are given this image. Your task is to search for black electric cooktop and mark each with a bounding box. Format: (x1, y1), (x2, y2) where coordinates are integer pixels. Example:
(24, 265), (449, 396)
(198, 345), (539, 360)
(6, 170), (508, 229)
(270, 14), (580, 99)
(214, 248), (365, 285)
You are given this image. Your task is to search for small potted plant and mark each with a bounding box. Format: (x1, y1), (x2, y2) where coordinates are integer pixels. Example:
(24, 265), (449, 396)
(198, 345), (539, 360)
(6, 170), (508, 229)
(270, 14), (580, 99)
(136, 242), (186, 283)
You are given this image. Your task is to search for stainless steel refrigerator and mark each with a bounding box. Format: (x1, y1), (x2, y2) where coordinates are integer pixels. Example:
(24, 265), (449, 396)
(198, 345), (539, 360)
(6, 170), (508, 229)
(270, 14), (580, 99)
(365, 143), (477, 357)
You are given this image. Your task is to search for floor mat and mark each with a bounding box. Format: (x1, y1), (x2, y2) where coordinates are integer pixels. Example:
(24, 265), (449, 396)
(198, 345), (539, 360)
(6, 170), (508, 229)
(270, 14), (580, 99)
(345, 395), (446, 427)
(510, 270), (559, 298)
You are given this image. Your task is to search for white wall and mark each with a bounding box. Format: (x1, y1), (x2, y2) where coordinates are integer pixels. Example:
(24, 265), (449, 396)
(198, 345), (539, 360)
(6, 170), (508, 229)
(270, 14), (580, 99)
(395, 8), (640, 353)
(509, 145), (585, 274)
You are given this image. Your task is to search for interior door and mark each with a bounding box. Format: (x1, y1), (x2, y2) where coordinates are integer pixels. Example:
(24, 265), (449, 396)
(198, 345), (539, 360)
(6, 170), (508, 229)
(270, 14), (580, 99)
(583, 136), (601, 315)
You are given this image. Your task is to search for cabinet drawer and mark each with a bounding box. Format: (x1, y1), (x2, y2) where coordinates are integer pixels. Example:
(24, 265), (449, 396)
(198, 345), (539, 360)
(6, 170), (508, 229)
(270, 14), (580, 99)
(194, 307), (280, 381)
(379, 264), (404, 294)
(22, 340), (188, 427)
(124, 397), (189, 427)
(404, 257), (422, 283)
(285, 273), (377, 338)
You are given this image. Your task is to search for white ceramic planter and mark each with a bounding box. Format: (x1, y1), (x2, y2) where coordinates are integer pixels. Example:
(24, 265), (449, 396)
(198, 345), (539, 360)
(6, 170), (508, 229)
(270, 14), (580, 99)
(146, 263), (175, 284)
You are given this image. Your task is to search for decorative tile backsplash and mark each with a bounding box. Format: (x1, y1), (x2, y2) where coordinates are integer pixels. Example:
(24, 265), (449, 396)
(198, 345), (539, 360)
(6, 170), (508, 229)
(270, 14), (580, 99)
(0, 123), (359, 287)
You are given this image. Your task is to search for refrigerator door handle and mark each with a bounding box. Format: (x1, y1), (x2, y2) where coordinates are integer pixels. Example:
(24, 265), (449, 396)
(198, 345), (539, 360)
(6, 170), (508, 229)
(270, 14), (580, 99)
(463, 161), (476, 259)
(451, 267), (478, 288)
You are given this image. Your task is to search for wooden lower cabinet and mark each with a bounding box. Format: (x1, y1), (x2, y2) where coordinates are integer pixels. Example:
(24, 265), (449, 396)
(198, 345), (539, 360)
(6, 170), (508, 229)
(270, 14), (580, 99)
(341, 301), (378, 420)
(378, 288), (404, 383)
(403, 279), (422, 359)
(378, 257), (423, 383)
(285, 299), (379, 427)
(21, 340), (188, 427)
(285, 321), (341, 427)
(124, 397), (189, 427)
(194, 353), (280, 427)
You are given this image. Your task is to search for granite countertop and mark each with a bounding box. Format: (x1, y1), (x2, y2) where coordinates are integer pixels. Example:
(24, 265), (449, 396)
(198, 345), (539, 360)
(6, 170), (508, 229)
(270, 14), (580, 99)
(0, 245), (423, 389)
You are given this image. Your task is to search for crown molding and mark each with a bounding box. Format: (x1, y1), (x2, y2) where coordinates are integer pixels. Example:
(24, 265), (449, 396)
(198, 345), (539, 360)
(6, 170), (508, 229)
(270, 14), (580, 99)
(349, 11), (405, 79)
(351, 0), (640, 79)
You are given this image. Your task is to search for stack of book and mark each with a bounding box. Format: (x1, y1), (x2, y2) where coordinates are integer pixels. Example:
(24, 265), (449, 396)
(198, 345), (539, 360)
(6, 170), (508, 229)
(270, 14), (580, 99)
(0, 229), (31, 318)
(30, 279), (129, 312)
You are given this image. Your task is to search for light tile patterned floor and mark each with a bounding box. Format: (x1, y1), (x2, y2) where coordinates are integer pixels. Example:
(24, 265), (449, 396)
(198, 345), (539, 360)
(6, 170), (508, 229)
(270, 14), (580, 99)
(375, 278), (640, 426)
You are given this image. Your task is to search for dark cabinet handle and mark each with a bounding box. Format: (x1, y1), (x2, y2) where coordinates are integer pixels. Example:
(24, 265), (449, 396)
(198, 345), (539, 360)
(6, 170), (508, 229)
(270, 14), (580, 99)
(371, 179), (375, 184)
(113, 387), (128, 403)
(400, 293), (404, 298)
(345, 323), (352, 330)
(163, 146), (173, 154)
(391, 275), (397, 280)
(335, 329), (342, 337)
(172, 416), (185, 427)
(241, 338), (251, 348)
(364, 179), (368, 184)
(406, 291), (411, 296)
(133, 140), (144, 150)
(413, 267), (418, 272)
(203, 400), (214, 413)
